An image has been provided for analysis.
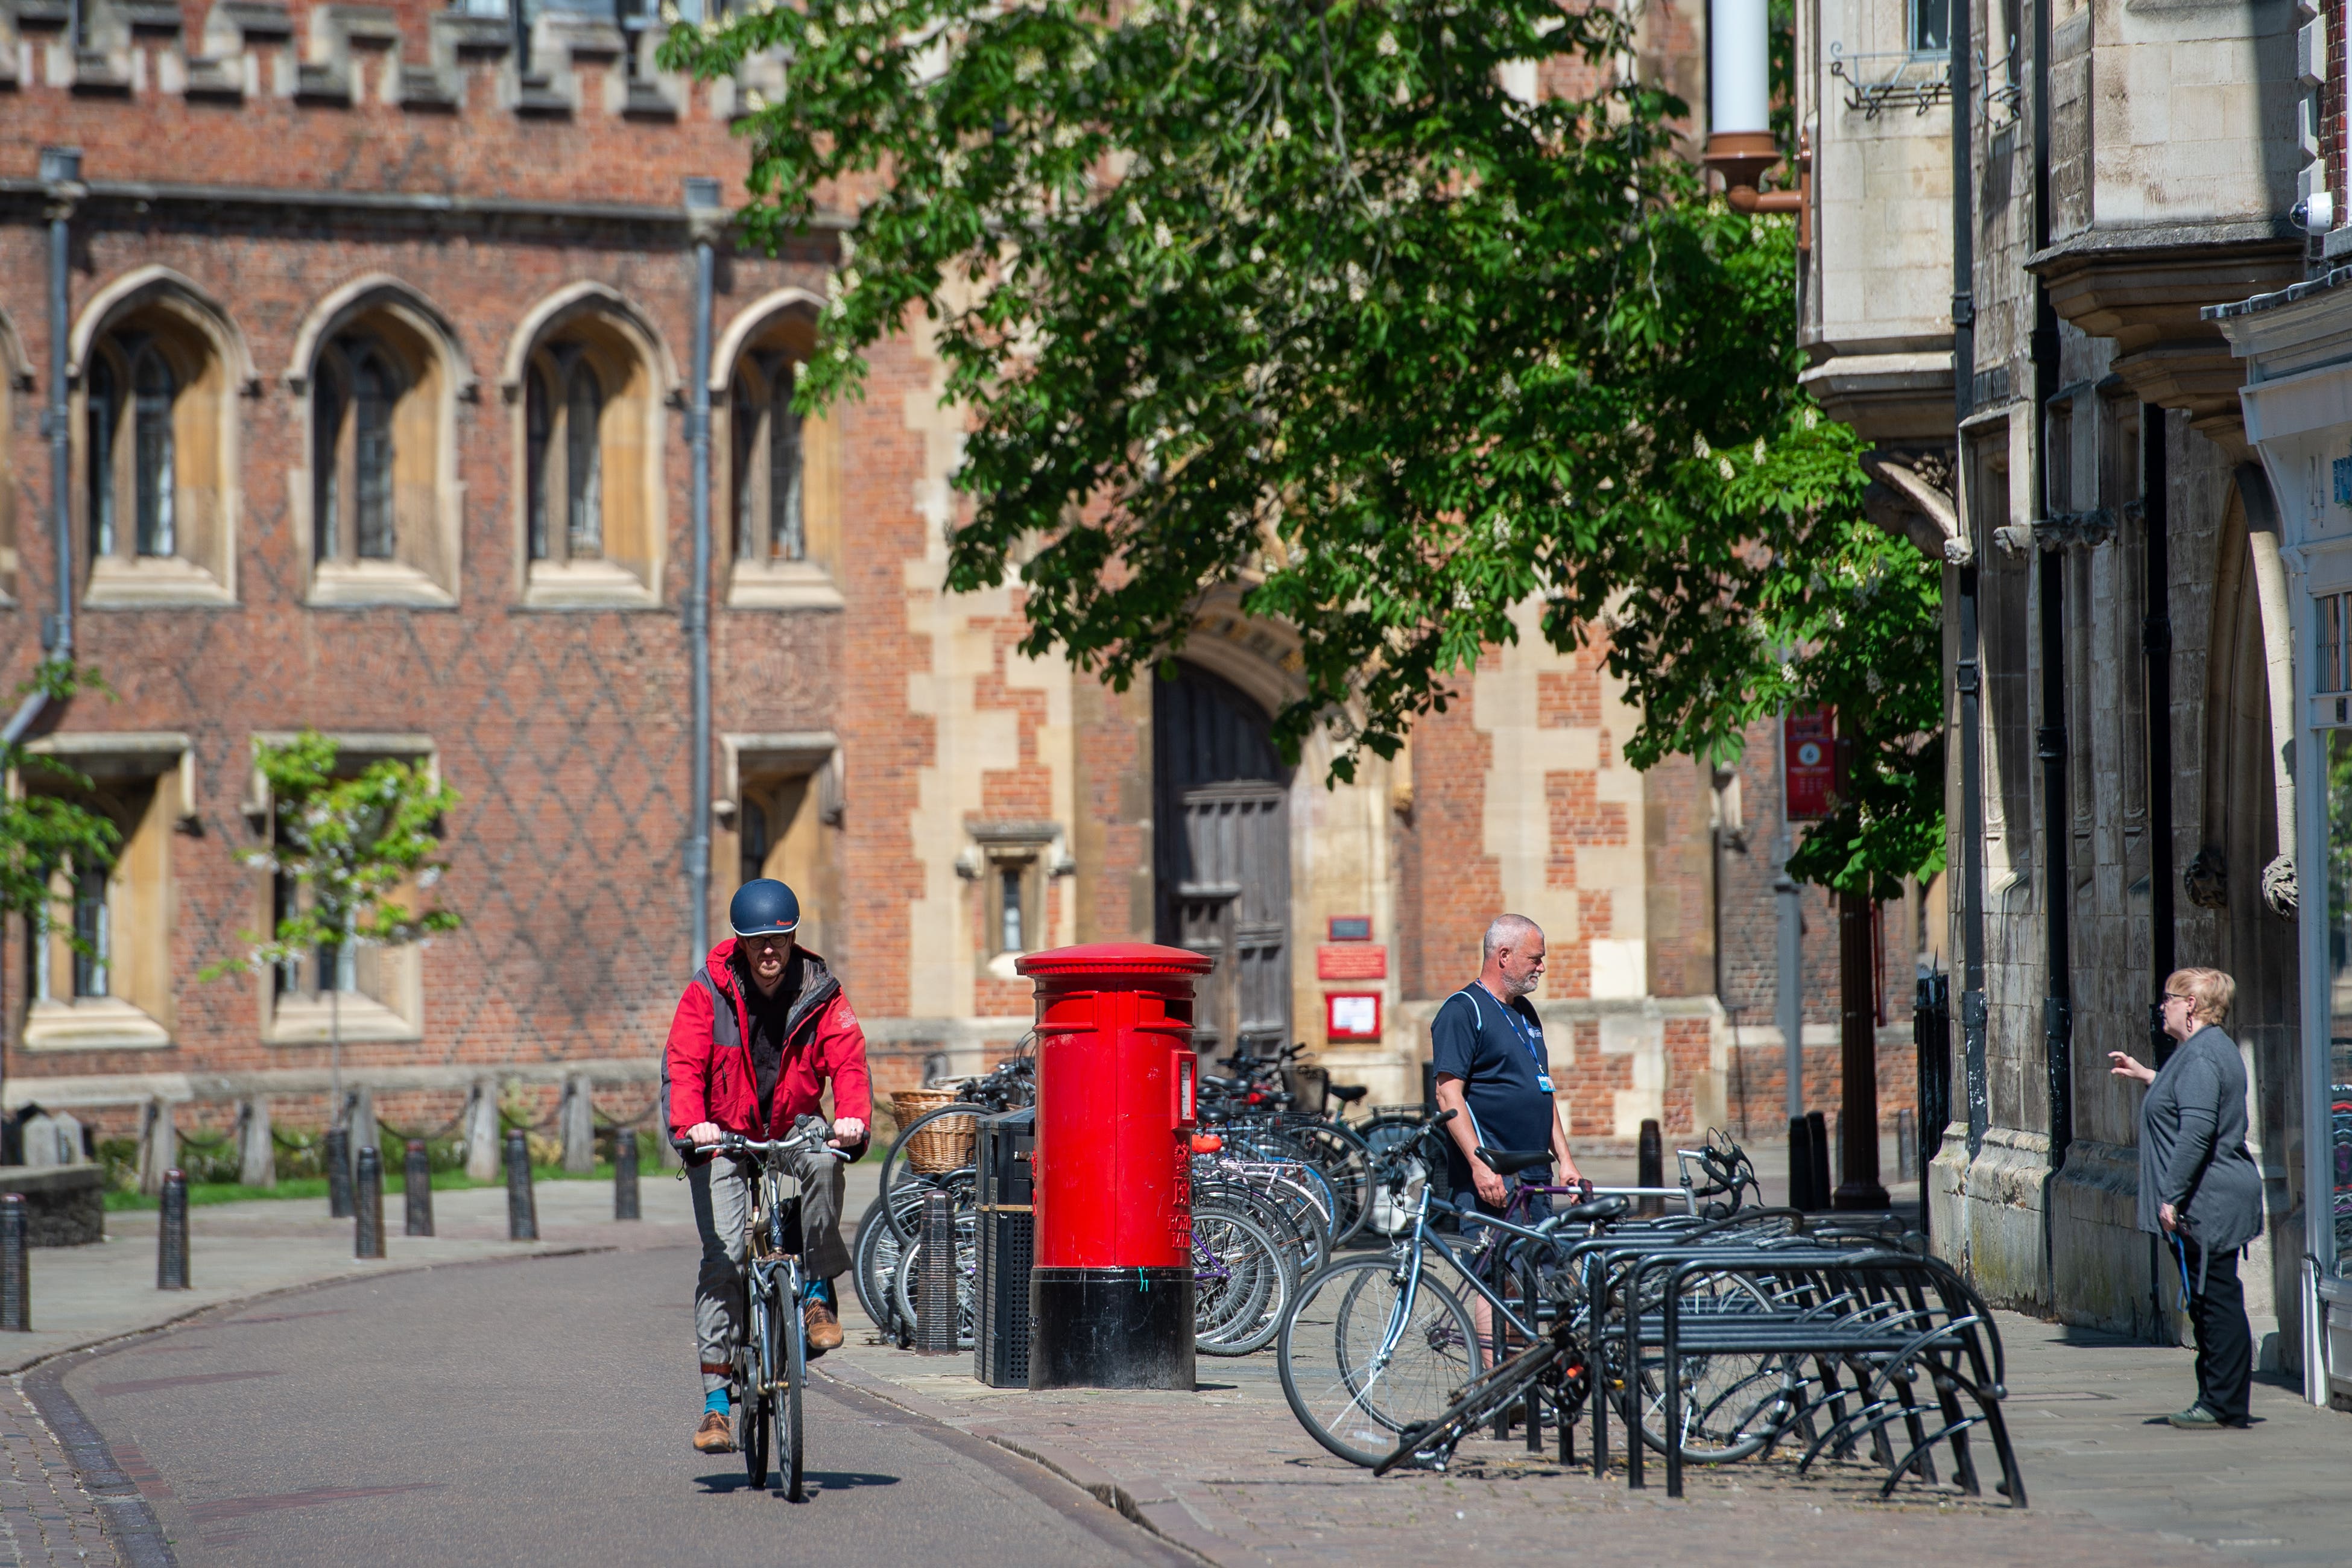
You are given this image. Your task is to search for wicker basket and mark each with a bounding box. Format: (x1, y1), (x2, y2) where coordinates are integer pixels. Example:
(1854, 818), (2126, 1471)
(891, 1090), (979, 1173)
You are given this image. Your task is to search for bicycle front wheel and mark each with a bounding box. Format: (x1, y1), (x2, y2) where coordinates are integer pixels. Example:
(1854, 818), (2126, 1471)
(1278, 1256), (1480, 1468)
(742, 1294), (771, 1489)
(783, 1284), (808, 1501)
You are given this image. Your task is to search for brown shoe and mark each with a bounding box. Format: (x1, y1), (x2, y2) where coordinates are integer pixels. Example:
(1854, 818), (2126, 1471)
(692, 1409), (735, 1453)
(805, 1298), (844, 1355)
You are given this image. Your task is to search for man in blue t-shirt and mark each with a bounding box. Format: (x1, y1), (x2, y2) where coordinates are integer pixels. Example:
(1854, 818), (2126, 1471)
(1430, 914), (1582, 1217)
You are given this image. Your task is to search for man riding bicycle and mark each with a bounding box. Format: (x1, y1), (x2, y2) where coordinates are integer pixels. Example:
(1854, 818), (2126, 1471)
(667, 879), (871, 1455)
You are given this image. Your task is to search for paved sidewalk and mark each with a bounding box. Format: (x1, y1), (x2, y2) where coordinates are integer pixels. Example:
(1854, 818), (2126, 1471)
(822, 1292), (2344, 1566)
(0, 1165), (726, 1567)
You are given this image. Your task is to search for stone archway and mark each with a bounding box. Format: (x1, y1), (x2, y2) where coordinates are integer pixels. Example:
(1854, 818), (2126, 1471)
(1154, 662), (1293, 1060)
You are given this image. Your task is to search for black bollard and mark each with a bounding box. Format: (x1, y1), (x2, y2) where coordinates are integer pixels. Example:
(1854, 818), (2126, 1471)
(354, 1146), (385, 1259)
(916, 1189), (958, 1354)
(0, 1193), (27, 1330)
(1637, 1118), (1664, 1216)
(1806, 1110), (1832, 1215)
(1788, 1115), (1815, 1212)
(505, 1129), (538, 1241)
(404, 1140), (434, 1237)
(158, 1169), (191, 1290)
(324, 1125), (354, 1219)
(613, 1130), (640, 1222)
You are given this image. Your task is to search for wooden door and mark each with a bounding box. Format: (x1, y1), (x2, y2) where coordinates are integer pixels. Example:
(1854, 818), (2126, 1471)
(1155, 665), (1292, 1061)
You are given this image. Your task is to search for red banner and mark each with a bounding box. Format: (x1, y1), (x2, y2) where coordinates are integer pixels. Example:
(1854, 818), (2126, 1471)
(1784, 708), (1838, 821)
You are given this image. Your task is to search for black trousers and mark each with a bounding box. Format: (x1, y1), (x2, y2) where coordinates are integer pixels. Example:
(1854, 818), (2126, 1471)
(2179, 1236), (2253, 1424)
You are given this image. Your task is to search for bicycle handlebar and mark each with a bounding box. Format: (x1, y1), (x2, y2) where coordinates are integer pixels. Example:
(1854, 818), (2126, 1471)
(681, 1125), (849, 1162)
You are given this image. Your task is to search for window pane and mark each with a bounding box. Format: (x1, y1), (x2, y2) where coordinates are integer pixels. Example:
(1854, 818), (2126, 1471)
(2322, 594), (2347, 695)
(314, 364), (344, 563)
(86, 358), (117, 558)
(526, 364), (553, 561)
(72, 862), (107, 999)
(769, 363), (805, 562)
(733, 373), (760, 561)
(741, 798), (769, 883)
(1001, 867), (1023, 952)
(1910, 0), (1949, 52)
(566, 359), (602, 558)
(354, 352), (397, 560)
(133, 348), (175, 558)
(2328, 729), (2352, 1274)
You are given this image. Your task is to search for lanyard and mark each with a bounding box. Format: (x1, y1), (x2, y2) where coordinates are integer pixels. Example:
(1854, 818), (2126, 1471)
(1460, 987), (1546, 1070)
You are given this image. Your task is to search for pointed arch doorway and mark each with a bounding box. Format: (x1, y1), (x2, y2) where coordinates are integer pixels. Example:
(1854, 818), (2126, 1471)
(1155, 663), (1292, 1060)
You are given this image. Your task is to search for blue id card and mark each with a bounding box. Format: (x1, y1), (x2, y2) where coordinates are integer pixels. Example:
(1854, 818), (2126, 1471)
(1536, 1073), (1555, 1092)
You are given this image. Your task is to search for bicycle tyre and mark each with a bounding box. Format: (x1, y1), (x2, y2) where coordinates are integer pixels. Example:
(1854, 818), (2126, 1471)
(742, 1294), (770, 1489)
(852, 1193), (915, 1334)
(878, 1103), (988, 1239)
(783, 1277), (808, 1501)
(1192, 1200), (1296, 1356)
(1288, 1121), (1373, 1247)
(1278, 1256), (1480, 1468)
(1628, 1269), (1793, 1463)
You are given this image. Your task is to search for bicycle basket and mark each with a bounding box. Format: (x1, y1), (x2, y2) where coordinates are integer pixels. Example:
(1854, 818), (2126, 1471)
(1281, 1065), (1330, 1117)
(891, 1090), (979, 1173)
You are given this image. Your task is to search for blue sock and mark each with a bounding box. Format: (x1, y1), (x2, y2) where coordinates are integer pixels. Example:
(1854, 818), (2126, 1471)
(704, 1386), (729, 1415)
(808, 1276), (835, 1309)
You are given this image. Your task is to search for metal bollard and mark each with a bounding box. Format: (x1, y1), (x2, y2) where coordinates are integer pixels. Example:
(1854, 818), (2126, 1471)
(1895, 1108), (1917, 1178)
(353, 1146), (385, 1259)
(1788, 1114), (1815, 1212)
(613, 1130), (640, 1222)
(504, 1130), (538, 1242)
(404, 1140), (434, 1237)
(1806, 1110), (1832, 1215)
(0, 1193), (28, 1330)
(1636, 1118), (1663, 1216)
(916, 1189), (958, 1354)
(324, 1125), (353, 1219)
(158, 1169), (190, 1290)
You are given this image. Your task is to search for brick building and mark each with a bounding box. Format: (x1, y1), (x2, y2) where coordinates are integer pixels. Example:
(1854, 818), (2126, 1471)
(0, 0), (1909, 1160)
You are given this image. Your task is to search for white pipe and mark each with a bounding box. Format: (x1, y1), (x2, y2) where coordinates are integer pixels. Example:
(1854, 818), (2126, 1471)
(1710, 0), (1771, 133)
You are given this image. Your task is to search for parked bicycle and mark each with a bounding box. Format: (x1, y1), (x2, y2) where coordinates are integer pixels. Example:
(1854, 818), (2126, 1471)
(688, 1117), (847, 1502)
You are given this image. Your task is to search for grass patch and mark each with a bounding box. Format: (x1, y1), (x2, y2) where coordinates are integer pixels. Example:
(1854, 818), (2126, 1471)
(101, 1162), (642, 1212)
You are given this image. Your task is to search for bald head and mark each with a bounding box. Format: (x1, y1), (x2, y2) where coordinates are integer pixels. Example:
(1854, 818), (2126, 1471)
(1479, 914), (1546, 1000)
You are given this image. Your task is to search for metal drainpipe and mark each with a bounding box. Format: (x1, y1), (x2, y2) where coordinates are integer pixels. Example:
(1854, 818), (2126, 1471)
(684, 177), (721, 962)
(2141, 408), (2173, 1343)
(23, 147), (83, 738)
(1950, 1), (1988, 1165)
(2031, 0), (2072, 1183)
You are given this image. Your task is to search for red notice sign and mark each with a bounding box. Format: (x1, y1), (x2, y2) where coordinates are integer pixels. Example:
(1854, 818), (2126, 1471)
(1783, 708), (1838, 821)
(1316, 944), (1388, 981)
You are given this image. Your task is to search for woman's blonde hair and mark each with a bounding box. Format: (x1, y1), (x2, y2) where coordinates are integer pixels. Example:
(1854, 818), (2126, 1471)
(2166, 967), (2235, 1027)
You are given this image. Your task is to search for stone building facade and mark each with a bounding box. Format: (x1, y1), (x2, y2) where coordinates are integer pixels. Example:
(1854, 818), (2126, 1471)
(0, 0), (1910, 1163)
(1795, 0), (2352, 1405)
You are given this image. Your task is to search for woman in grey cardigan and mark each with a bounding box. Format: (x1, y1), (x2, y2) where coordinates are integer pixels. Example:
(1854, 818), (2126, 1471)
(2108, 967), (2265, 1429)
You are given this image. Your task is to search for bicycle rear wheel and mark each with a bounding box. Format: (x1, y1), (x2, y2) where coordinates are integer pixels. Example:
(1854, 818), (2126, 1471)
(1278, 1256), (1479, 1467)
(783, 1282), (808, 1501)
(1192, 1200), (1296, 1356)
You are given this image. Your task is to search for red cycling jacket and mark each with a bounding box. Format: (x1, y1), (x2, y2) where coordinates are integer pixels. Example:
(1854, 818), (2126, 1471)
(663, 938), (874, 1141)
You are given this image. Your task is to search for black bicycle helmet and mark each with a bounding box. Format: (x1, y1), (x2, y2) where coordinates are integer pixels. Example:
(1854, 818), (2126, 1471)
(729, 878), (801, 938)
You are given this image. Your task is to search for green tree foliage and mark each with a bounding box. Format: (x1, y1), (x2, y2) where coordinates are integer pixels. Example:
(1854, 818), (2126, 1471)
(663, 0), (1941, 896)
(0, 662), (123, 944)
(206, 731), (463, 978)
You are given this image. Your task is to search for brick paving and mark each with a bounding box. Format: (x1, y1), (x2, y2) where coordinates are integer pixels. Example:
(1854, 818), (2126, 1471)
(825, 1291), (2346, 1566)
(0, 1379), (122, 1566)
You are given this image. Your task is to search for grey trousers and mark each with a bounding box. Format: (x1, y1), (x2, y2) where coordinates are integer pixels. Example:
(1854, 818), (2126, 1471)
(691, 1148), (850, 1394)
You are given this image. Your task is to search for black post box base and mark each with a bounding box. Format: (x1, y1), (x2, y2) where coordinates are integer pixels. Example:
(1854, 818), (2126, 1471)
(1029, 1266), (1195, 1390)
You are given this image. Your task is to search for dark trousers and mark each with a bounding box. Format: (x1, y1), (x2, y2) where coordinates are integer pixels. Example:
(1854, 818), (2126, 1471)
(2179, 1236), (2253, 1424)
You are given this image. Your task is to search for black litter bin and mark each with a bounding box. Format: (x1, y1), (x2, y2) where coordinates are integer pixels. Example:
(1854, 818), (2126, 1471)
(973, 1107), (1036, 1389)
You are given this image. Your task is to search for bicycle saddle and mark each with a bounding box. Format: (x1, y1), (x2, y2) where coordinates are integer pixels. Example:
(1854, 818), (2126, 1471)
(1558, 1194), (1628, 1224)
(1476, 1145), (1554, 1176)
(1329, 1083), (1369, 1104)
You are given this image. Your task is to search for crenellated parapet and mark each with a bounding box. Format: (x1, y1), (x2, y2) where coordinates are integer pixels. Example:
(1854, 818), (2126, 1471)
(0, 0), (800, 206)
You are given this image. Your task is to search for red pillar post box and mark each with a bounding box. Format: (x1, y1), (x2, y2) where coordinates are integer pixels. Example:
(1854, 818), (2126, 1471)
(1016, 942), (1212, 1389)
